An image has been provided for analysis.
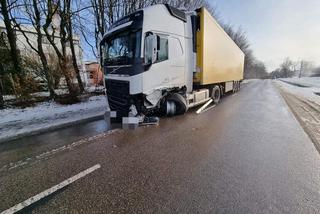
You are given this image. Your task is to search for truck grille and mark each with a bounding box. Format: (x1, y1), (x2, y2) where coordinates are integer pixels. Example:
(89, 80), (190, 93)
(106, 79), (130, 117)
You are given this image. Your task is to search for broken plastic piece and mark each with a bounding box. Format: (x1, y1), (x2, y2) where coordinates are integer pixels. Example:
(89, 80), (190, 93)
(140, 116), (159, 126)
(196, 99), (213, 114)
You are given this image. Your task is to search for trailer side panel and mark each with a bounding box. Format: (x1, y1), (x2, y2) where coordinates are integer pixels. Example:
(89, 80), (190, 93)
(194, 7), (245, 85)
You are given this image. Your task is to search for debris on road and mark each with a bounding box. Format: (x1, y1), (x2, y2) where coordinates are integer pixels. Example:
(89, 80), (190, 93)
(196, 99), (213, 114)
(196, 99), (216, 114)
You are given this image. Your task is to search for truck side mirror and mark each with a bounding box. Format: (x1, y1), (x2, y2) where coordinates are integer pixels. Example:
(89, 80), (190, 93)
(144, 33), (157, 65)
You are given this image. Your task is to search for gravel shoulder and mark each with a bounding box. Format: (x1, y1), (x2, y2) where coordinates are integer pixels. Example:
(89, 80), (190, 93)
(276, 82), (320, 153)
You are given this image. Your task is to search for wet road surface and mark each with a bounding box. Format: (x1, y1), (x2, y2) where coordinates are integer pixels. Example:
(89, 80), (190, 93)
(0, 80), (320, 213)
(0, 119), (115, 167)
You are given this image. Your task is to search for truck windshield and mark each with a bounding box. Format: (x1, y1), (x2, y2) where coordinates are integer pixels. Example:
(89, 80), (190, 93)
(102, 30), (141, 67)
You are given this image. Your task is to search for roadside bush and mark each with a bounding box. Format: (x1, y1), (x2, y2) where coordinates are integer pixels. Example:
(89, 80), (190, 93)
(55, 94), (80, 105)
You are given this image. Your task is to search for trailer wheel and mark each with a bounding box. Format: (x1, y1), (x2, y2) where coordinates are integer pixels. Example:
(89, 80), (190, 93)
(211, 86), (221, 103)
(233, 81), (239, 92)
(167, 93), (188, 115)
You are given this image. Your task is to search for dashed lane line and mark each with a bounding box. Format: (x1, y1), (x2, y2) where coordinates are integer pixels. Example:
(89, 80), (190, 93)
(1, 164), (101, 214)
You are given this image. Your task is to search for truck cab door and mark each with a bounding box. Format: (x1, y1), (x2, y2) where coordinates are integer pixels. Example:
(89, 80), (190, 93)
(143, 33), (185, 94)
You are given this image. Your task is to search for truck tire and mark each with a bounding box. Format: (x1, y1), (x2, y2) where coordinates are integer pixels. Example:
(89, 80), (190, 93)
(211, 86), (221, 103)
(234, 81), (240, 92)
(167, 93), (188, 115)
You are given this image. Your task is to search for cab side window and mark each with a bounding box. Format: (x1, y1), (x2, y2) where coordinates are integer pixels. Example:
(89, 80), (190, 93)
(156, 35), (168, 62)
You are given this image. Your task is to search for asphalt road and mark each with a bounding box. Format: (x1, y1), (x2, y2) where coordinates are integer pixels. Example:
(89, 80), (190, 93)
(1, 80), (320, 213)
(0, 119), (117, 168)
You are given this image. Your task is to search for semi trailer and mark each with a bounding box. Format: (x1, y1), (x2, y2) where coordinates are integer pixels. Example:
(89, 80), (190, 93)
(100, 4), (244, 126)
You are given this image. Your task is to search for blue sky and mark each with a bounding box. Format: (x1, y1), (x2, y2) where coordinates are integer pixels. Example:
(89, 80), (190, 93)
(210, 0), (320, 71)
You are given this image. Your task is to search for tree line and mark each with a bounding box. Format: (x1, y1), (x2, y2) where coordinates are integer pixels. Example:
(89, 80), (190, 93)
(0, 0), (267, 109)
(270, 58), (320, 79)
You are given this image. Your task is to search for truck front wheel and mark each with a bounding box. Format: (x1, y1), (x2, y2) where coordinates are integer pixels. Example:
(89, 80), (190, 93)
(166, 93), (188, 116)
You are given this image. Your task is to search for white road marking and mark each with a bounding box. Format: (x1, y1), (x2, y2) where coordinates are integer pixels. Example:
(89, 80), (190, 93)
(1, 164), (101, 214)
(1, 129), (120, 173)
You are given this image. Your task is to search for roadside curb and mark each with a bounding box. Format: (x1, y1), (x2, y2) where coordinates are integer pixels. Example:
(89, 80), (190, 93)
(0, 114), (105, 144)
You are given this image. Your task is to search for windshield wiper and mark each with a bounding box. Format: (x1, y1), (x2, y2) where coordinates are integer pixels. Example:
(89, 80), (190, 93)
(108, 64), (132, 74)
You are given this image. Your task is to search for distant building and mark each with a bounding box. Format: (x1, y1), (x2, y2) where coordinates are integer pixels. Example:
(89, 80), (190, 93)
(84, 61), (103, 87)
(0, 21), (88, 87)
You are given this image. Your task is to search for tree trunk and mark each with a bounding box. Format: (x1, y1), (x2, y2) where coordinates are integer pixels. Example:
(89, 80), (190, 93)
(39, 50), (56, 98)
(67, 16), (84, 93)
(8, 73), (16, 95)
(60, 58), (77, 96)
(0, 0), (25, 92)
(0, 75), (4, 109)
(43, 0), (78, 97)
(33, 0), (56, 99)
(66, 0), (84, 93)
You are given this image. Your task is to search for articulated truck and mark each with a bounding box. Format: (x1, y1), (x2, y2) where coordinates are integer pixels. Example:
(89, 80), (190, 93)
(100, 4), (244, 126)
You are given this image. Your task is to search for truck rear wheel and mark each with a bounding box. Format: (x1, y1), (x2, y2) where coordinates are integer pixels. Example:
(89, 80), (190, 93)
(211, 86), (221, 103)
(233, 81), (240, 92)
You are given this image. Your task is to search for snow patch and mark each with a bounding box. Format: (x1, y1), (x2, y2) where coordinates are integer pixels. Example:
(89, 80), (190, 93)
(275, 77), (320, 106)
(0, 95), (108, 141)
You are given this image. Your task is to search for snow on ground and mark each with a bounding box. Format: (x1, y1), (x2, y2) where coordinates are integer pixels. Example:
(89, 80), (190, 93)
(3, 87), (105, 101)
(281, 77), (320, 88)
(0, 95), (108, 142)
(86, 86), (105, 92)
(242, 79), (258, 84)
(275, 77), (320, 106)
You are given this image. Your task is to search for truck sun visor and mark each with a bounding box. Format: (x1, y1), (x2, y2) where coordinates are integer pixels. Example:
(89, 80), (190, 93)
(164, 4), (187, 22)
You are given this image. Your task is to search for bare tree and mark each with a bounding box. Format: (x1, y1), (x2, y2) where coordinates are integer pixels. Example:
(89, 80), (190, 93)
(0, 30), (9, 108)
(298, 60), (314, 78)
(280, 58), (295, 78)
(43, 0), (79, 96)
(9, 0), (57, 98)
(0, 75), (4, 108)
(66, 0), (84, 93)
(0, 0), (28, 97)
